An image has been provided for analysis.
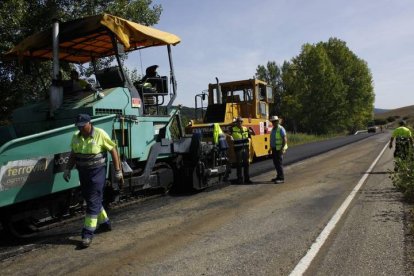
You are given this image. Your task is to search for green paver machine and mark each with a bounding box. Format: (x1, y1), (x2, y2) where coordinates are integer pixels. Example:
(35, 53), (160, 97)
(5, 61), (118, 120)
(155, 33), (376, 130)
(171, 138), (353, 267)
(0, 14), (229, 237)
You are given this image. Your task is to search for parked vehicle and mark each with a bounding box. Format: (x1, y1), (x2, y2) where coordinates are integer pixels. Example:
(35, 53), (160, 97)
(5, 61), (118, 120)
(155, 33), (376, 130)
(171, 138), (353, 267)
(186, 78), (275, 162)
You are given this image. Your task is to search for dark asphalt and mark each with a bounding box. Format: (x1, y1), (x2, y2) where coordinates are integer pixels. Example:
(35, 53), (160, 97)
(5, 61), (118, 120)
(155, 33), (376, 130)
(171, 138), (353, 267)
(0, 132), (377, 260)
(250, 132), (376, 177)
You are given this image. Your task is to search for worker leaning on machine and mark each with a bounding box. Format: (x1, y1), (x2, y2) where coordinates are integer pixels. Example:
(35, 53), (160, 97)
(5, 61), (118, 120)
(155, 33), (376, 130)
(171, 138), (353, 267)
(63, 114), (123, 249)
(213, 123), (230, 180)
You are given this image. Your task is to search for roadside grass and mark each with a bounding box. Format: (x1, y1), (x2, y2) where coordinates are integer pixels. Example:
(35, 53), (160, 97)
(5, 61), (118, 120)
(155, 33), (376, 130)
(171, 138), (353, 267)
(390, 157), (414, 203)
(288, 132), (341, 147)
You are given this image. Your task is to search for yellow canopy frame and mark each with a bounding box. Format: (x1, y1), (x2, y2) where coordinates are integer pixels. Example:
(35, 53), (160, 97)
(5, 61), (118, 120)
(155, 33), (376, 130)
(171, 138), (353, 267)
(5, 13), (181, 63)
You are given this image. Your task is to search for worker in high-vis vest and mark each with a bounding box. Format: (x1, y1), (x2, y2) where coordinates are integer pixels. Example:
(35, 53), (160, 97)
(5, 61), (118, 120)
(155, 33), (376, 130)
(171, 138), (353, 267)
(230, 117), (253, 184)
(63, 114), (122, 249)
(269, 115), (288, 184)
(213, 123), (230, 180)
(213, 123), (228, 151)
(389, 120), (413, 160)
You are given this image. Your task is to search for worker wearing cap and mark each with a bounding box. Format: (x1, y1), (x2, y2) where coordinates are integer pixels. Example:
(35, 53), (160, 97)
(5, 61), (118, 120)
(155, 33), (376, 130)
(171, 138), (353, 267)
(141, 65), (159, 82)
(230, 117), (252, 184)
(389, 120), (413, 160)
(63, 114), (122, 248)
(269, 116), (287, 183)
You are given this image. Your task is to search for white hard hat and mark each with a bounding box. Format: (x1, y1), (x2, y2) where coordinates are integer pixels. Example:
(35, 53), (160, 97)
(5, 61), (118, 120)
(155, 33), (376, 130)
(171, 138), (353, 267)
(233, 116), (243, 123)
(270, 116), (279, 122)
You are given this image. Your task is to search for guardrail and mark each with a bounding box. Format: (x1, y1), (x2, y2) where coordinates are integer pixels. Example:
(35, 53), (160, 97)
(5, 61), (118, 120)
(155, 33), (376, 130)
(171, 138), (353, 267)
(354, 130), (368, 135)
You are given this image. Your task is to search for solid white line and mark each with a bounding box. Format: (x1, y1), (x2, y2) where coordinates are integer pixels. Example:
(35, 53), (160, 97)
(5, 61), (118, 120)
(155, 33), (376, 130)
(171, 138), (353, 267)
(289, 143), (389, 276)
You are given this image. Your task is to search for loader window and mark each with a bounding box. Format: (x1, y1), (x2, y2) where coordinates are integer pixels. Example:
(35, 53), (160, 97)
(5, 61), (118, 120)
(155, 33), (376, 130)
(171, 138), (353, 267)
(224, 88), (252, 103)
(259, 85), (273, 103)
(266, 86), (273, 103)
(258, 102), (267, 117)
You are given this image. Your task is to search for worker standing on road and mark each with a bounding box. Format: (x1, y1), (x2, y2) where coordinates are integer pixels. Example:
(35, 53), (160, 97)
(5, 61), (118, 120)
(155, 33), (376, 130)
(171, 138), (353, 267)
(269, 116), (288, 184)
(230, 117), (253, 184)
(63, 114), (123, 248)
(389, 120), (413, 160)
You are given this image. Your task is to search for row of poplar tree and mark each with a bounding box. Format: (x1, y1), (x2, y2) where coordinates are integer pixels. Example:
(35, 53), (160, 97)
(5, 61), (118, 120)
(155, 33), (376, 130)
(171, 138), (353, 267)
(255, 37), (374, 135)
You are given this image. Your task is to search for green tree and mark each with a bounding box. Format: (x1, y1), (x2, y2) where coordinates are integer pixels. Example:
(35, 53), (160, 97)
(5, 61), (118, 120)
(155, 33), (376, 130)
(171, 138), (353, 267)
(0, 0), (162, 124)
(278, 37), (374, 134)
(321, 38), (374, 133)
(292, 43), (347, 134)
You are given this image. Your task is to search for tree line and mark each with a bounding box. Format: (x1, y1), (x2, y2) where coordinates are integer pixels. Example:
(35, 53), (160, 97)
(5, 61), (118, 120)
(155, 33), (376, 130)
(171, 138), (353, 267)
(255, 38), (374, 135)
(1, 2), (374, 135)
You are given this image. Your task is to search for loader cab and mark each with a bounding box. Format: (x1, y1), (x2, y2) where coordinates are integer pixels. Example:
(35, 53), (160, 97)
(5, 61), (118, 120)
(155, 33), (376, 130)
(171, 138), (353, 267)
(201, 79), (273, 123)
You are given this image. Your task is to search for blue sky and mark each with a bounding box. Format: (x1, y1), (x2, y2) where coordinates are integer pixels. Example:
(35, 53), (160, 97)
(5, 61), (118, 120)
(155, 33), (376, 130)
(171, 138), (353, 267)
(126, 0), (414, 109)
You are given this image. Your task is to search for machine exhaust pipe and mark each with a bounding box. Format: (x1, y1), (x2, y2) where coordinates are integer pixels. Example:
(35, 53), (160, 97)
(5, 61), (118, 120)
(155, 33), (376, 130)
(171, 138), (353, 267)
(215, 77), (222, 104)
(52, 19), (59, 80)
(49, 18), (63, 117)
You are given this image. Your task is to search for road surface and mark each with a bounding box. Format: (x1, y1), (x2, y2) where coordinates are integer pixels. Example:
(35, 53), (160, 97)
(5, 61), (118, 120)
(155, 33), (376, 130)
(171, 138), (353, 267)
(1, 132), (413, 275)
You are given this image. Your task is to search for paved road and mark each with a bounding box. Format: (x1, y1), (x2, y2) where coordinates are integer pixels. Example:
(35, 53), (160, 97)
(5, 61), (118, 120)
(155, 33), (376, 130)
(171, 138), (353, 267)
(305, 140), (413, 275)
(1, 132), (412, 275)
(249, 132), (376, 177)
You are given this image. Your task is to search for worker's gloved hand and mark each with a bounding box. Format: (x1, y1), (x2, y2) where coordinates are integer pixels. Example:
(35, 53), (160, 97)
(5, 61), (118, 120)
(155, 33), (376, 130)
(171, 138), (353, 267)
(115, 169), (123, 181)
(63, 169), (71, 182)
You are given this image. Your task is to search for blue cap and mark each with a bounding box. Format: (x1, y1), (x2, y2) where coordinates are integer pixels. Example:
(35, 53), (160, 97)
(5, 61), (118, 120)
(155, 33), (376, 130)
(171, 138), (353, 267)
(75, 114), (91, 127)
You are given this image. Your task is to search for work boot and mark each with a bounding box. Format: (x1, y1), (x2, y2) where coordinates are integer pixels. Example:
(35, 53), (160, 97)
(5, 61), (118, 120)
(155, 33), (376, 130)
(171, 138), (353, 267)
(271, 176), (280, 182)
(275, 179), (284, 184)
(244, 179), (253, 184)
(95, 221), (112, 234)
(80, 237), (92, 248)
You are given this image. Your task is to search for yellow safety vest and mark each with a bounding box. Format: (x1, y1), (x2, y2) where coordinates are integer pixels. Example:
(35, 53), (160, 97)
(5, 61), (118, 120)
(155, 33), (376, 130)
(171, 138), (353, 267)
(213, 123), (223, 144)
(392, 126), (412, 138)
(274, 126), (288, 151)
(232, 126), (249, 148)
(71, 127), (116, 169)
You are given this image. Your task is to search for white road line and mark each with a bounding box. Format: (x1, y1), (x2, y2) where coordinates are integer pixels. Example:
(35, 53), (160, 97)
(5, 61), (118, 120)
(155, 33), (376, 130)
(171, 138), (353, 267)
(289, 143), (389, 276)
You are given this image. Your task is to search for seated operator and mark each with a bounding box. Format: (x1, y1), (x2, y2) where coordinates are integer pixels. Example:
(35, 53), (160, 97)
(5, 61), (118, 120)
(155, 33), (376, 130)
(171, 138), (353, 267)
(63, 69), (92, 95)
(134, 65), (160, 93)
(141, 65), (159, 83)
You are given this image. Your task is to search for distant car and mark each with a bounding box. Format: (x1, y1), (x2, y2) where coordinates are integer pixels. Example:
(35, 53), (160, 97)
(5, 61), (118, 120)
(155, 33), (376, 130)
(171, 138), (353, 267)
(368, 126), (377, 133)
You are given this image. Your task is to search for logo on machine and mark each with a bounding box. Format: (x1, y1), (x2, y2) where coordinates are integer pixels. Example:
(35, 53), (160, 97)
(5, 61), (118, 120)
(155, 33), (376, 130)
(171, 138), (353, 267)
(191, 125), (232, 137)
(0, 152), (71, 192)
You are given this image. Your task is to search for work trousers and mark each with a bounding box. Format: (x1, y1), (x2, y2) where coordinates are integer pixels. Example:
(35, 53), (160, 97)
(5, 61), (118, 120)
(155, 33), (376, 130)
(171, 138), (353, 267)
(78, 165), (109, 238)
(271, 149), (284, 180)
(234, 146), (250, 183)
(394, 140), (411, 160)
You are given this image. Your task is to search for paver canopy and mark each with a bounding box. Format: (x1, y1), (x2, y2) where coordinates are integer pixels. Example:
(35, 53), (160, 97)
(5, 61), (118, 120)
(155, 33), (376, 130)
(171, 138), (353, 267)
(5, 13), (181, 63)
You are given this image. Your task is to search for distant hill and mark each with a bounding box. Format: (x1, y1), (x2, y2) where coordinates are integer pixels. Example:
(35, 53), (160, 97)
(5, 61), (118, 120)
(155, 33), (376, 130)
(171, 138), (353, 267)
(374, 108), (390, 114)
(375, 105), (414, 127)
(179, 106), (196, 119)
